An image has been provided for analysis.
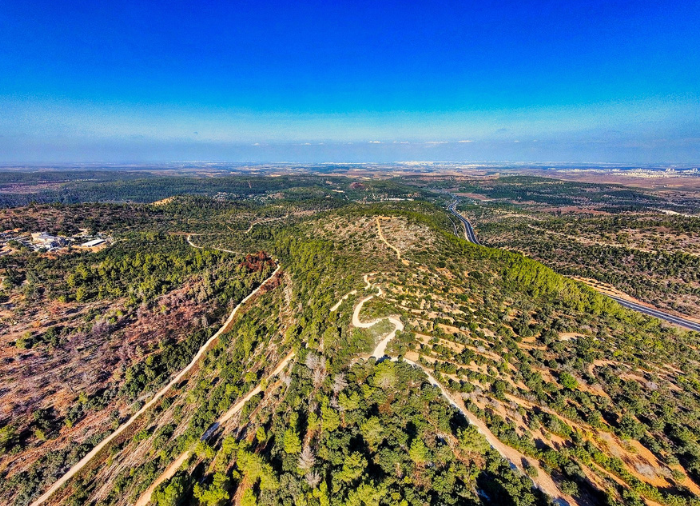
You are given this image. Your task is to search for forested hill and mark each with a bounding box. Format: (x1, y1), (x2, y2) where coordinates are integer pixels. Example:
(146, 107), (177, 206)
(0, 172), (430, 207)
(1, 194), (699, 506)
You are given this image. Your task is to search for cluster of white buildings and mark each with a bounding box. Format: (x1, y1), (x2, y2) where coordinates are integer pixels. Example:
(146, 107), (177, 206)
(0, 231), (108, 252)
(30, 232), (68, 249)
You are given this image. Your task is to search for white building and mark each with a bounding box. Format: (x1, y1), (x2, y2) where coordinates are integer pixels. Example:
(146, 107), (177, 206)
(80, 238), (105, 248)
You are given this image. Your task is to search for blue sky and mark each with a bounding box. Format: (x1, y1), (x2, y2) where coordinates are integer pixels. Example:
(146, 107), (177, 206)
(1, 0), (699, 163)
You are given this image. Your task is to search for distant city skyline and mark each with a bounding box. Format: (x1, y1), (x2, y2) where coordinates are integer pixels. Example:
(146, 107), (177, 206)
(1, 0), (699, 163)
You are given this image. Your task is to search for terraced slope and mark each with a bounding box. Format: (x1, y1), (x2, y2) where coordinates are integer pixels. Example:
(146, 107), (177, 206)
(3, 198), (700, 506)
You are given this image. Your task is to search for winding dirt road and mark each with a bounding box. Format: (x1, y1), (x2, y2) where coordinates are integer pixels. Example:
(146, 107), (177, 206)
(350, 277), (570, 504)
(351, 284), (404, 360)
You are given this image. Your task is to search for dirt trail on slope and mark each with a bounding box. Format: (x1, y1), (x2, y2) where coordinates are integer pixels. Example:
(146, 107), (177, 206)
(403, 358), (567, 501)
(219, 352), (295, 424)
(135, 351), (295, 506)
(351, 284), (404, 359)
(330, 290), (357, 312)
(30, 259), (281, 506)
(134, 450), (191, 506)
(349, 276), (573, 505)
(375, 217), (409, 265)
(140, 281), (364, 506)
(186, 234), (240, 254)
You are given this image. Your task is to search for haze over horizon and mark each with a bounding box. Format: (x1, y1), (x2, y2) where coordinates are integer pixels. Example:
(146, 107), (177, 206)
(1, 0), (699, 164)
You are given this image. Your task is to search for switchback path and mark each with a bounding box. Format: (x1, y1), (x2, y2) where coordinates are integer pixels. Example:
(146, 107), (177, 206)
(447, 201), (480, 245)
(350, 276), (571, 505)
(351, 283), (404, 360)
(30, 262), (281, 506)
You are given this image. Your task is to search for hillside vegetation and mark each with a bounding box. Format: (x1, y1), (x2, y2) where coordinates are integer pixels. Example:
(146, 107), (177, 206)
(0, 176), (699, 506)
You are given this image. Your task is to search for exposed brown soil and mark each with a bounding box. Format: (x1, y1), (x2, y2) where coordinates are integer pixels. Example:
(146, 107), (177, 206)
(0, 279), (218, 481)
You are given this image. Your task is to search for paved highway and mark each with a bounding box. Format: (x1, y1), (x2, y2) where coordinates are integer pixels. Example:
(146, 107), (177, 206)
(609, 296), (700, 332)
(448, 201), (480, 244)
(445, 198), (700, 333)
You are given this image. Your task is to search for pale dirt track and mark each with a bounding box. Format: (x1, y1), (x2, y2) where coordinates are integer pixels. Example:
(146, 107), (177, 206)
(135, 351), (295, 506)
(186, 234), (239, 254)
(350, 276), (571, 505)
(375, 217), (410, 266)
(375, 217), (402, 260)
(330, 290), (357, 312)
(219, 352), (295, 424)
(30, 265), (281, 506)
(351, 283), (403, 359)
(134, 451), (191, 506)
(244, 215), (289, 234)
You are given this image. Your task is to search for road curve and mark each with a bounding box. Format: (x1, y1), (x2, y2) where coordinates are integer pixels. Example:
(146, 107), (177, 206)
(447, 202), (480, 245)
(446, 201), (699, 333)
(30, 265), (282, 506)
(351, 289), (404, 359)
